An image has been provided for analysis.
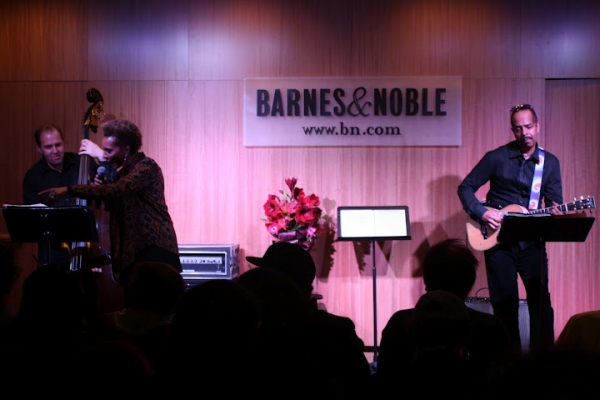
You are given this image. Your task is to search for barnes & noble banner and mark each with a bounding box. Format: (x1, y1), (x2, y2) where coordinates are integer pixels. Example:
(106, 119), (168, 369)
(243, 76), (462, 147)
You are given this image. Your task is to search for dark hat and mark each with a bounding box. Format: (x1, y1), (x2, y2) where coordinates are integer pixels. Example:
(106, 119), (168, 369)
(246, 241), (316, 292)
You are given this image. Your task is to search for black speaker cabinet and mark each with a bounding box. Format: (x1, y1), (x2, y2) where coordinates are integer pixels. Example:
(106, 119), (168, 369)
(465, 296), (530, 354)
(178, 244), (239, 288)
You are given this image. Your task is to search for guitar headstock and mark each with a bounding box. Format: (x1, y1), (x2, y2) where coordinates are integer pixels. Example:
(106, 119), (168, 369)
(568, 196), (595, 212)
(83, 88), (105, 134)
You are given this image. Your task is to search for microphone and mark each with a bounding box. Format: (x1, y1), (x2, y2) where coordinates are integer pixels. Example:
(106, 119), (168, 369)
(96, 166), (107, 182)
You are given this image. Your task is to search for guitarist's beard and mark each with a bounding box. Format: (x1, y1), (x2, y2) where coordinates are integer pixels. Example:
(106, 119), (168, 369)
(520, 135), (535, 151)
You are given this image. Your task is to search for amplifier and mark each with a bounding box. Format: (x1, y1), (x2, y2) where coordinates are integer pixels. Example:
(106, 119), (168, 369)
(178, 244), (240, 287)
(465, 296), (530, 354)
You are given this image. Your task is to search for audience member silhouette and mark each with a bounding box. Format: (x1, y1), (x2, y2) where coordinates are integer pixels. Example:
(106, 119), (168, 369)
(376, 238), (512, 395)
(158, 278), (261, 396)
(486, 347), (600, 399)
(244, 241), (371, 399)
(406, 289), (475, 397)
(554, 309), (600, 357)
(4, 264), (95, 391)
(0, 241), (21, 379)
(0, 262), (156, 394)
(71, 336), (156, 395)
(0, 242), (20, 338)
(236, 266), (316, 398)
(101, 260), (186, 376)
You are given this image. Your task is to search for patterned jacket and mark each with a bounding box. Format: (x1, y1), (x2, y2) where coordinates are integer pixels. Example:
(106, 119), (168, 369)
(68, 152), (179, 281)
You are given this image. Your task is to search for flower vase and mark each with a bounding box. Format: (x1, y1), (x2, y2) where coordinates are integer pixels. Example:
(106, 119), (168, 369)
(277, 231), (298, 243)
(276, 231), (314, 251)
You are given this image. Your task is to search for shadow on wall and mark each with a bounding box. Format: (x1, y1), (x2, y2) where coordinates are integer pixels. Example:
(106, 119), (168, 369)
(315, 173), (469, 283)
(409, 174), (490, 297)
(313, 197), (337, 280)
(412, 174), (470, 277)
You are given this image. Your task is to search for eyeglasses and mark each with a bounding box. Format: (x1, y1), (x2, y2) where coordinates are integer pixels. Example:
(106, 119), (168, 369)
(510, 104), (532, 114)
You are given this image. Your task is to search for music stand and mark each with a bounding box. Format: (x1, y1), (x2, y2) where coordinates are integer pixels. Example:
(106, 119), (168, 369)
(499, 213), (595, 245)
(2, 205), (99, 266)
(337, 206), (412, 370)
(497, 213), (595, 351)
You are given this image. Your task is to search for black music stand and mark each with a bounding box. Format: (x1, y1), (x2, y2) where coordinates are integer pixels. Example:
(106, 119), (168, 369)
(499, 213), (595, 245)
(2, 205), (99, 266)
(497, 213), (595, 351)
(337, 206), (412, 371)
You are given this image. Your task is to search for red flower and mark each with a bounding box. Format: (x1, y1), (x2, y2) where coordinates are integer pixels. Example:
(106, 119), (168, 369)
(285, 178), (297, 192)
(263, 195), (282, 218)
(261, 178), (324, 249)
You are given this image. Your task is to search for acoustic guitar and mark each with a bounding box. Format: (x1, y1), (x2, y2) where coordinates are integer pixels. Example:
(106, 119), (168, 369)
(466, 196), (595, 251)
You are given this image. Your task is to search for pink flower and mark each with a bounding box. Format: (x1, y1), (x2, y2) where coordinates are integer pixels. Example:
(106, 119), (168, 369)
(267, 218), (287, 235)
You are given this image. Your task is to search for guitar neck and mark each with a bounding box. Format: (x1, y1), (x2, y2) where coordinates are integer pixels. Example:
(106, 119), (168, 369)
(528, 198), (594, 215)
(528, 206), (554, 215)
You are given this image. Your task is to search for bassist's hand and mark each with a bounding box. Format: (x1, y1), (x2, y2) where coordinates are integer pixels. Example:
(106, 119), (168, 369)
(80, 139), (105, 161)
(482, 210), (503, 230)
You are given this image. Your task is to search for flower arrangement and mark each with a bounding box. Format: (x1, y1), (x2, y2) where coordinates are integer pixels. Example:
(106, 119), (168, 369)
(262, 177), (325, 250)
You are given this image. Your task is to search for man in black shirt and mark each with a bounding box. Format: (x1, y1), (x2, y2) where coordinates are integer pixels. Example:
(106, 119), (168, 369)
(457, 103), (563, 354)
(22, 123), (84, 267)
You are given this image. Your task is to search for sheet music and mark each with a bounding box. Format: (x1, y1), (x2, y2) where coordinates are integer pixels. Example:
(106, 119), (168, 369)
(339, 208), (408, 238)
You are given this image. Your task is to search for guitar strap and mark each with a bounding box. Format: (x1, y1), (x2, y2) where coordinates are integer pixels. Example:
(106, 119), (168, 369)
(528, 146), (545, 210)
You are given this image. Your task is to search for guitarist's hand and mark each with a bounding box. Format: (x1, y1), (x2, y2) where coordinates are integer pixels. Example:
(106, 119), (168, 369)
(549, 201), (564, 215)
(482, 209), (503, 230)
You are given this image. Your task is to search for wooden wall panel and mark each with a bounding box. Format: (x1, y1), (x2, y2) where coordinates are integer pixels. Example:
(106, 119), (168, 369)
(0, 83), (36, 314)
(0, 2), (29, 80)
(521, 0), (600, 78)
(187, 0), (524, 80)
(0, 83), (33, 208)
(0, 0), (87, 81)
(88, 0), (189, 80)
(379, 0), (523, 78)
(545, 80), (600, 333)
(1, 0), (600, 345)
(80, 81), (165, 125)
(30, 83), (95, 150)
(0, 82), (40, 313)
(164, 80), (247, 247)
(163, 80), (208, 244)
(188, 0), (358, 79)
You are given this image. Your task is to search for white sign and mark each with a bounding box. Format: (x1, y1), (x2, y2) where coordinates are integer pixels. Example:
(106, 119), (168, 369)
(243, 76), (462, 147)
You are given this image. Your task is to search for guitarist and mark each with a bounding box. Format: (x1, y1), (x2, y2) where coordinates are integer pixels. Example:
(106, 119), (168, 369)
(457, 103), (563, 356)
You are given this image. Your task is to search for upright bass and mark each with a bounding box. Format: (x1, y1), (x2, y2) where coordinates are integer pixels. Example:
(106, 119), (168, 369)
(68, 88), (124, 312)
(69, 88), (111, 272)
